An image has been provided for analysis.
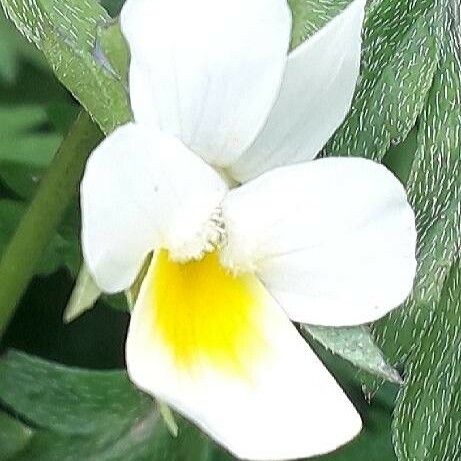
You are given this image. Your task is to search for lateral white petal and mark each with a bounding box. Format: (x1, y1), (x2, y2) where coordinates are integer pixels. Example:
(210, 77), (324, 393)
(81, 123), (227, 293)
(121, 0), (291, 167)
(126, 252), (361, 460)
(222, 158), (417, 326)
(229, 0), (365, 182)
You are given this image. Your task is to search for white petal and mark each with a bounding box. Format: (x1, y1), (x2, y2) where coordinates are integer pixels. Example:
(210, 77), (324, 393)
(229, 0), (366, 182)
(120, 0), (292, 167)
(127, 251), (361, 460)
(128, 59), (159, 127)
(221, 158), (417, 326)
(81, 123), (227, 293)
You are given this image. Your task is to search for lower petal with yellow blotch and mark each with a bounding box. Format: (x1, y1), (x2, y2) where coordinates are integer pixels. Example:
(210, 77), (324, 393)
(126, 250), (362, 461)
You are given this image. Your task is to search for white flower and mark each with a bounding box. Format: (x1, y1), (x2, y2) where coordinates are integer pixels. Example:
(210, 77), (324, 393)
(81, 0), (417, 459)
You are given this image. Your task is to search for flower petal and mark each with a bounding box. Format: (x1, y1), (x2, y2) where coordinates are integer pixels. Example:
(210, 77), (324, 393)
(120, 0), (292, 167)
(221, 158), (417, 326)
(127, 250), (361, 460)
(81, 123), (227, 293)
(228, 0), (366, 182)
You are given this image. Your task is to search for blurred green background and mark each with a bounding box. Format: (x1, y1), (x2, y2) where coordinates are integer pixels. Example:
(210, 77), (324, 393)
(0, 0), (128, 370)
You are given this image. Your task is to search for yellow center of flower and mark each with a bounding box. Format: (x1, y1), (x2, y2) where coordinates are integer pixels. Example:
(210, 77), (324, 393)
(149, 250), (268, 376)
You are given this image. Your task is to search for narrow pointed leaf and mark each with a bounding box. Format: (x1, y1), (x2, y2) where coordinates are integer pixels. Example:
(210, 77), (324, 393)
(302, 324), (401, 384)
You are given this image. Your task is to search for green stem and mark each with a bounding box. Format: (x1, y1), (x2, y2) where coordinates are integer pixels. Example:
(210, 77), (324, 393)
(0, 111), (103, 336)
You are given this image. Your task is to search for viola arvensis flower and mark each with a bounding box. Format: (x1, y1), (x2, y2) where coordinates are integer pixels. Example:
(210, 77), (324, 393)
(81, 0), (417, 459)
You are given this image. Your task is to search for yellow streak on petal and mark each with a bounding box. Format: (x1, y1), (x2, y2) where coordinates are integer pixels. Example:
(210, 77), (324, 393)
(149, 250), (268, 377)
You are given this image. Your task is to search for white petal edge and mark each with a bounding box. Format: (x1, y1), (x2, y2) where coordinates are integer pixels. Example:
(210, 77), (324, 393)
(121, 0), (292, 167)
(126, 257), (362, 460)
(228, 0), (366, 183)
(81, 123), (227, 293)
(221, 157), (417, 326)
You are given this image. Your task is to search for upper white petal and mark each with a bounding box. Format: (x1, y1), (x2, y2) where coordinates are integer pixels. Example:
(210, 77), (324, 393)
(81, 123), (227, 293)
(228, 0), (366, 182)
(121, 0), (292, 167)
(127, 253), (361, 460)
(221, 157), (417, 326)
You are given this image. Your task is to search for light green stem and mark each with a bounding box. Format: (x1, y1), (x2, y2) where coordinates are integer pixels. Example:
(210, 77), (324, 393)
(0, 111), (102, 336)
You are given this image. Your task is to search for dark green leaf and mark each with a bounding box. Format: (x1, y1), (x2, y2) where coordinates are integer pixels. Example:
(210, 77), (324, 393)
(0, 350), (398, 461)
(0, 412), (33, 460)
(0, 105), (62, 199)
(0, 350), (151, 435)
(0, 351), (231, 461)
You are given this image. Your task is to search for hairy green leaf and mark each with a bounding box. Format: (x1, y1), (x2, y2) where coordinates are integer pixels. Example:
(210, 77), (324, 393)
(369, 5), (461, 460)
(373, 7), (461, 365)
(393, 261), (461, 461)
(327, 0), (443, 160)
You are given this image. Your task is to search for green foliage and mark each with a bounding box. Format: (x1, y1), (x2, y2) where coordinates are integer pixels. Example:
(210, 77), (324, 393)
(0, 106), (60, 167)
(0, 199), (78, 275)
(393, 261), (461, 461)
(0, 8), (45, 83)
(0, 351), (153, 435)
(327, 0), (444, 160)
(0, 105), (62, 199)
(0, 412), (32, 460)
(1, 0), (131, 134)
(323, 0), (461, 459)
(0, 351), (232, 461)
(373, 5), (461, 364)
(302, 324), (401, 384)
(0, 350), (397, 461)
(372, 8), (461, 459)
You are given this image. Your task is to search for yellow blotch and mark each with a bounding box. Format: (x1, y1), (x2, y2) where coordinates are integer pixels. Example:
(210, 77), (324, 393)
(148, 250), (268, 376)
